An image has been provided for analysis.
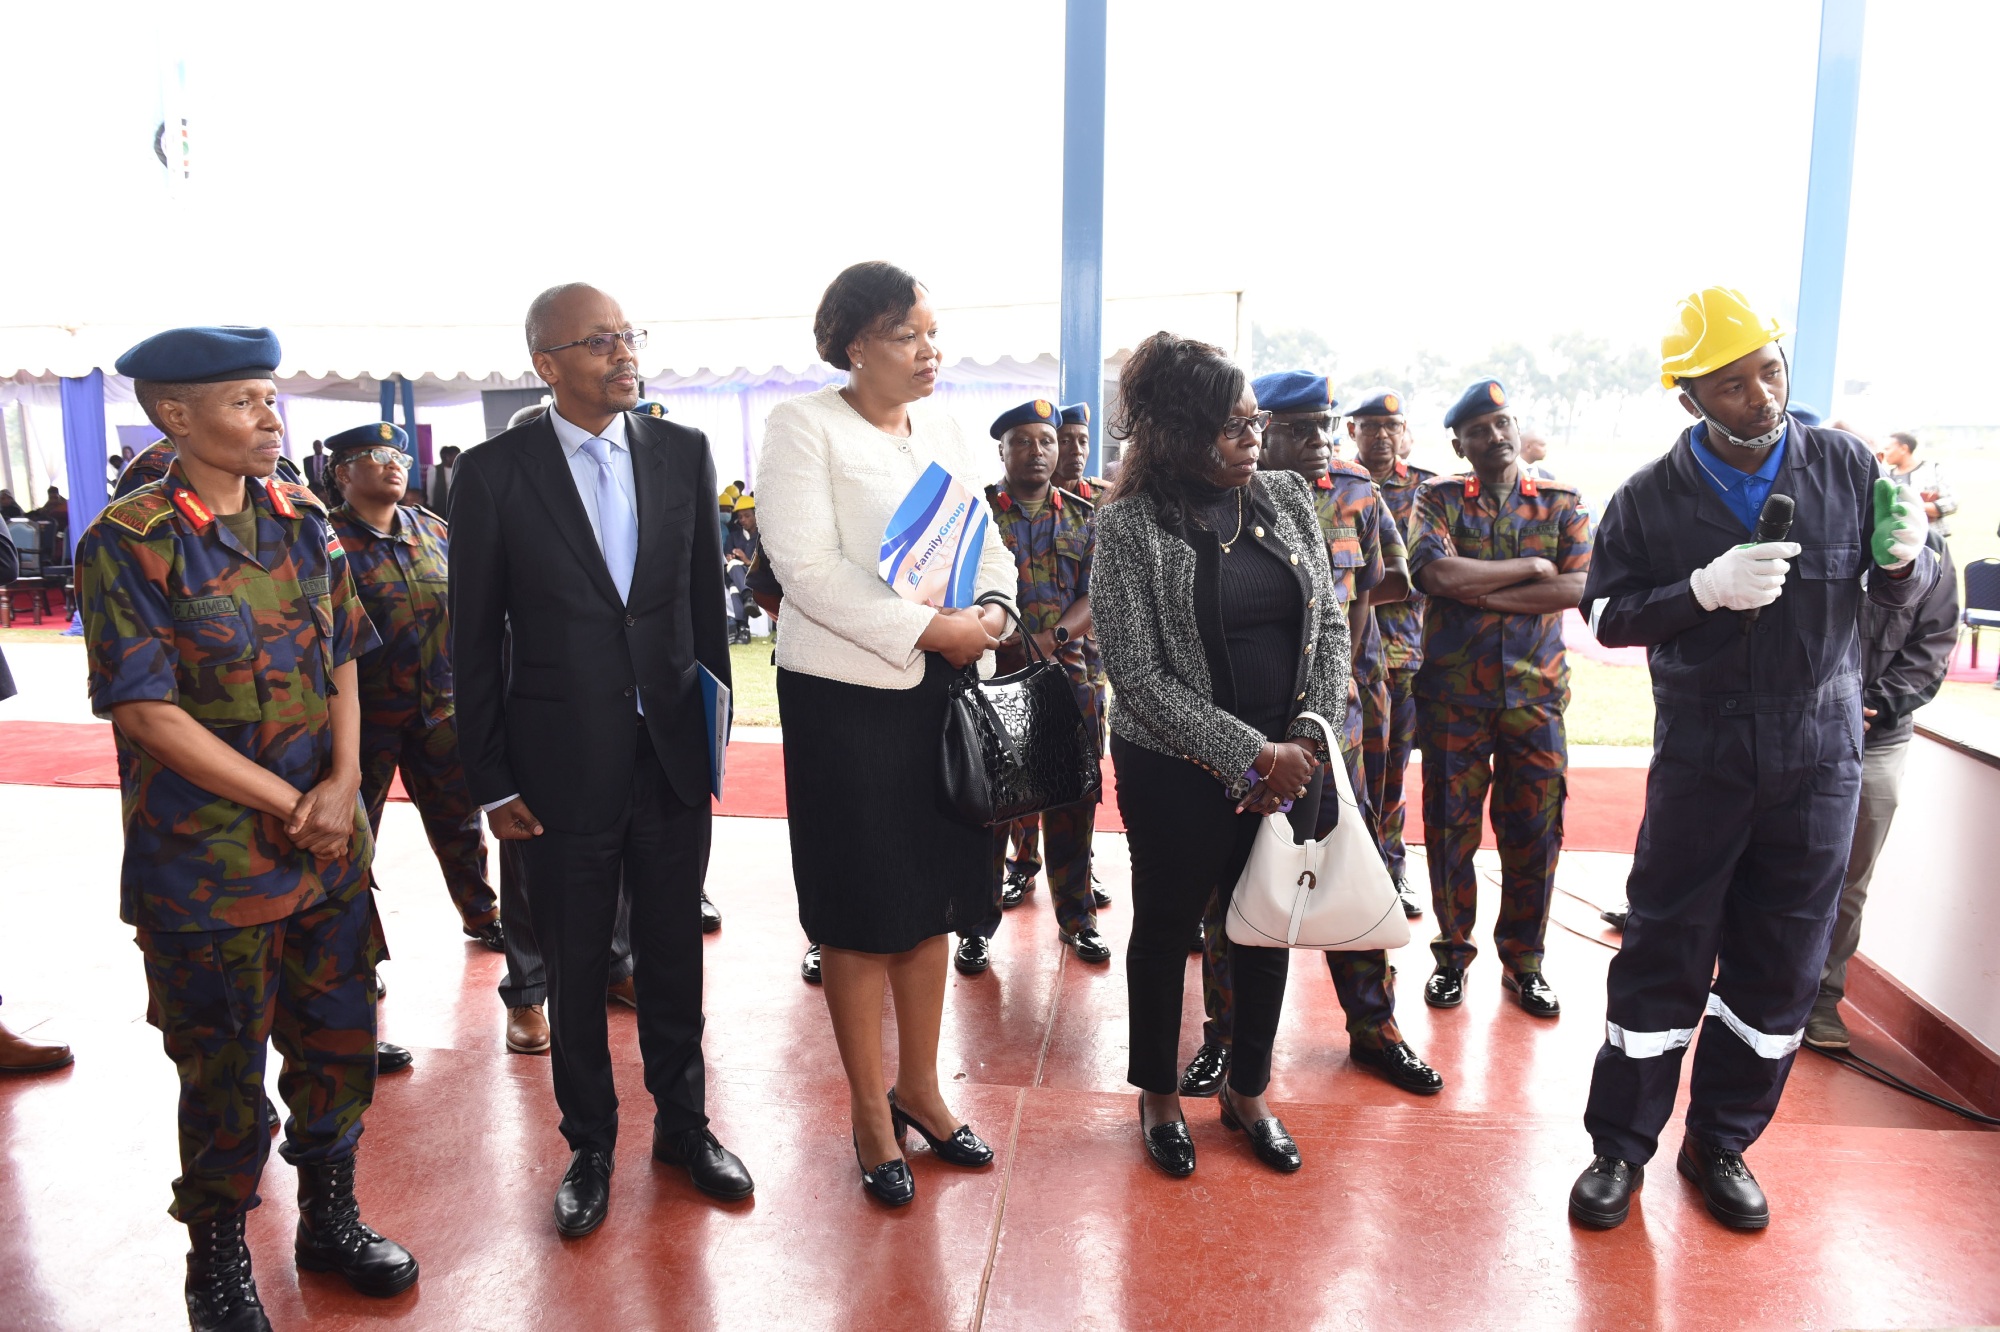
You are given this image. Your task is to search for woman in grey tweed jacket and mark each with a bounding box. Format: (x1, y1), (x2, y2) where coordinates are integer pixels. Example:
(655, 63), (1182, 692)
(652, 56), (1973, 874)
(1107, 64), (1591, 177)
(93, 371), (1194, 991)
(1092, 333), (1350, 1178)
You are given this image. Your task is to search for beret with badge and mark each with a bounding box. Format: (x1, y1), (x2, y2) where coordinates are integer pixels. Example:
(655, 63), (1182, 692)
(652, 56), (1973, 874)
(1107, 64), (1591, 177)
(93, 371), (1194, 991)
(633, 400), (669, 419)
(327, 421), (411, 462)
(115, 326), (282, 383)
(1346, 388), (1406, 418)
(1444, 378), (1510, 430)
(1058, 402), (1090, 427)
(1251, 370), (1337, 415)
(990, 398), (1061, 441)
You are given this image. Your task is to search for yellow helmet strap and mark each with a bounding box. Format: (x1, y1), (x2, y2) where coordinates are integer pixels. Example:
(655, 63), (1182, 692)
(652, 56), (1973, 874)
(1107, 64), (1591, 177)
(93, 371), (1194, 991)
(1682, 345), (1791, 452)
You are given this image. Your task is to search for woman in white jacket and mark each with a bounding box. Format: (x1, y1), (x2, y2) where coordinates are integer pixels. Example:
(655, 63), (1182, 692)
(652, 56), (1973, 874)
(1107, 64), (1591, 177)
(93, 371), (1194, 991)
(756, 262), (1018, 1207)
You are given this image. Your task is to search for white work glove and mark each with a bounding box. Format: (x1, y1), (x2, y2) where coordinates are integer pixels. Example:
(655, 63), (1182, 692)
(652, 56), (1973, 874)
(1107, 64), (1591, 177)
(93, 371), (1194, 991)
(1689, 540), (1801, 612)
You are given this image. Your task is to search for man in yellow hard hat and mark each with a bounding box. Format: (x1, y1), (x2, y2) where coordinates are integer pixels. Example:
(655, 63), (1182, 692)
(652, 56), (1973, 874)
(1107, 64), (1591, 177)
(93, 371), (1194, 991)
(1567, 287), (1938, 1233)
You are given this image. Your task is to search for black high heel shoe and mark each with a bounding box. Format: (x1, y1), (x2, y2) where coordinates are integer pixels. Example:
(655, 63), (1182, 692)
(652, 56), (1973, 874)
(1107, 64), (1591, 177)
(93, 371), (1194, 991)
(888, 1088), (994, 1168)
(853, 1133), (915, 1207)
(1218, 1087), (1302, 1173)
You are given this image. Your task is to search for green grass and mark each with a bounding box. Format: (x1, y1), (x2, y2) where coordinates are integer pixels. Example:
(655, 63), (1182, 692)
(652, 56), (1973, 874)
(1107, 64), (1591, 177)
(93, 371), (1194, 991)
(1566, 656), (1655, 746)
(0, 626), (72, 644)
(728, 640), (781, 727)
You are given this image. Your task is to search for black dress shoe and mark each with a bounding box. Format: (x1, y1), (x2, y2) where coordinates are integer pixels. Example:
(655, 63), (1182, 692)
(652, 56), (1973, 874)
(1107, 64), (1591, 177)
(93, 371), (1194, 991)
(376, 1042), (413, 1074)
(1569, 1155), (1644, 1229)
(1503, 970), (1561, 1018)
(1092, 884), (1113, 909)
(699, 892), (722, 934)
(1348, 1040), (1444, 1095)
(954, 935), (992, 975)
(553, 1149), (613, 1238)
(654, 1125), (754, 1201)
(185, 1215), (273, 1332)
(854, 1134), (915, 1207)
(1677, 1136), (1769, 1230)
(1395, 876), (1423, 919)
(1600, 906), (1629, 931)
(1424, 966), (1465, 1008)
(463, 918), (507, 952)
(1189, 921), (1205, 954)
(1178, 1042), (1231, 1098)
(1218, 1088), (1302, 1173)
(294, 1154), (419, 1297)
(800, 943), (823, 985)
(1138, 1093), (1196, 1177)
(889, 1088), (993, 1167)
(999, 869), (1033, 909)
(1060, 926), (1112, 963)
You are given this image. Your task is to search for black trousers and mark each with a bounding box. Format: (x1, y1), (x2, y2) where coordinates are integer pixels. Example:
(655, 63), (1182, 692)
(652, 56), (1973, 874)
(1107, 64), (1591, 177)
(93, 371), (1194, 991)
(496, 839), (632, 1010)
(523, 725), (711, 1153)
(1115, 735), (1316, 1098)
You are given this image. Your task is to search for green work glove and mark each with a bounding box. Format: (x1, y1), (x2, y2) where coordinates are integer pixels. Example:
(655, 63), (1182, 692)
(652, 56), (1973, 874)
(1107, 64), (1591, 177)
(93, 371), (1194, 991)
(1870, 476), (1927, 569)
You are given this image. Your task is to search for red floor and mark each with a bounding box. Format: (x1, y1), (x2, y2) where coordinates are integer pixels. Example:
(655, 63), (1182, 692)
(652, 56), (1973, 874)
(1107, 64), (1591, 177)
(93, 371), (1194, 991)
(2, 784), (1997, 1331)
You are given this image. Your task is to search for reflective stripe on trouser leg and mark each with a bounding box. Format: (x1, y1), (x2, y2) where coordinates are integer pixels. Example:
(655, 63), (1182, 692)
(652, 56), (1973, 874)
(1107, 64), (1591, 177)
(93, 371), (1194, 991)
(1486, 702), (1564, 976)
(1418, 698), (1495, 972)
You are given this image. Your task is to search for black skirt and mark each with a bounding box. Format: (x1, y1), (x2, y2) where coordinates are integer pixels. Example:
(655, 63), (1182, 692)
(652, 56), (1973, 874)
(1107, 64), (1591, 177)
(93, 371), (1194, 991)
(778, 654), (990, 954)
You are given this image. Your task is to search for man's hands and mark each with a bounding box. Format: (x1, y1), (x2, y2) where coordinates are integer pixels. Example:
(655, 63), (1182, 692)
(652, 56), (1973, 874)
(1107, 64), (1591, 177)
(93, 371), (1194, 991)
(286, 773), (361, 859)
(918, 607), (1003, 668)
(1690, 540), (1801, 612)
(1871, 477), (1928, 570)
(1238, 740), (1320, 815)
(488, 797), (545, 840)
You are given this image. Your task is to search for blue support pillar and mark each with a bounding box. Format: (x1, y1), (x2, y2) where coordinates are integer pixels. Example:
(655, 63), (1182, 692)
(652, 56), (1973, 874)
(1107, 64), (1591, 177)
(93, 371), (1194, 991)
(1060, 0), (1108, 474)
(378, 378), (395, 423)
(58, 371), (109, 563)
(1791, 0), (1867, 416)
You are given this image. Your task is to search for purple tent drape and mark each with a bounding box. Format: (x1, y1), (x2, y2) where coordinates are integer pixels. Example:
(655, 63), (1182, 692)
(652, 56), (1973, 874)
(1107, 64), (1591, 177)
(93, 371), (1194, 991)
(59, 371), (108, 562)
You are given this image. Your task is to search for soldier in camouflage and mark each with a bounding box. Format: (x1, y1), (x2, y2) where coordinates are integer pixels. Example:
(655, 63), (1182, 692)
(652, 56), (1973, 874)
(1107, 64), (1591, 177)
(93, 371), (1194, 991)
(81, 327), (419, 1332)
(1053, 401), (1112, 910)
(954, 399), (1109, 976)
(1406, 379), (1592, 1020)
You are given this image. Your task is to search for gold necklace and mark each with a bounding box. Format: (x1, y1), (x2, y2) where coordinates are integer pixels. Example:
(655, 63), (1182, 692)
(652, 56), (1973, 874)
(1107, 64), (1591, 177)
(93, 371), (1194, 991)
(1218, 486), (1245, 554)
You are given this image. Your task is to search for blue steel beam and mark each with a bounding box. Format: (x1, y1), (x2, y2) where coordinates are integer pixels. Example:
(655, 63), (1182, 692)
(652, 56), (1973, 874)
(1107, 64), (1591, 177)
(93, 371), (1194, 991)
(1060, 0), (1108, 474)
(1791, 0), (1867, 416)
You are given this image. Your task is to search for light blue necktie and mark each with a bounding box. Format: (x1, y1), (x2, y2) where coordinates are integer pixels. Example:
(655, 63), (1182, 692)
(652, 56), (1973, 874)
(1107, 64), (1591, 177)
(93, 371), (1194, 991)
(580, 435), (637, 602)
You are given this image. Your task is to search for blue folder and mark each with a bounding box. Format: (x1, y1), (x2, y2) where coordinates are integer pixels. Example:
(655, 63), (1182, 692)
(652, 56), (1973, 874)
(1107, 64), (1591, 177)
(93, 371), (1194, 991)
(699, 663), (732, 799)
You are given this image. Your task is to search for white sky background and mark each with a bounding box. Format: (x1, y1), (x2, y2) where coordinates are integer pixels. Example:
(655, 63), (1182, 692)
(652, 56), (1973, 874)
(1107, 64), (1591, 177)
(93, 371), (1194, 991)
(4, 0), (1994, 430)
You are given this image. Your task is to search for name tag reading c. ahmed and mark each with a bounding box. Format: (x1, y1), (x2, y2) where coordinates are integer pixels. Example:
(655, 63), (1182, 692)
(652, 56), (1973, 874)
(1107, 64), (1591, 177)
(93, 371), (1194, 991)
(878, 461), (990, 610)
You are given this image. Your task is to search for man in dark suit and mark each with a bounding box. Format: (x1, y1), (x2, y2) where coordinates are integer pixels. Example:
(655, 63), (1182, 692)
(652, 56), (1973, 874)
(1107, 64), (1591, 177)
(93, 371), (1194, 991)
(450, 283), (749, 1237)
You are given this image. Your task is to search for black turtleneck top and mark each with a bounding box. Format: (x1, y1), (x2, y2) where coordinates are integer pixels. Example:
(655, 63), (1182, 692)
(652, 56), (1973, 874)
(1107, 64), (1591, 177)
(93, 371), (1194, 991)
(1187, 479), (1302, 740)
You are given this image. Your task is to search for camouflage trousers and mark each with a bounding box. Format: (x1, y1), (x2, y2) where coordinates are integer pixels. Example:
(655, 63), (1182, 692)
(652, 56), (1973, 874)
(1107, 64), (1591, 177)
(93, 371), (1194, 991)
(1363, 666), (1421, 881)
(360, 710), (497, 931)
(997, 803), (1098, 937)
(139, 884), (385, 1223)
(1199, 739), (1402, 1051)
(1416, 698), (1566, 975)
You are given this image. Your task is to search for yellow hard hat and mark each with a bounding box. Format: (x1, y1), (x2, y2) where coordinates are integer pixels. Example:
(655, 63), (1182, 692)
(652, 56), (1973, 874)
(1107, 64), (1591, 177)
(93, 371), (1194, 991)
(1659, 287), (1785, 389)
(734, 495), (756, 511)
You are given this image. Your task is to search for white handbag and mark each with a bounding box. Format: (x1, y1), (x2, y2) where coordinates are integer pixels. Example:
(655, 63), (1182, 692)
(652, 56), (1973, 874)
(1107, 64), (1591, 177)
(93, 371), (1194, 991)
(1225, 712), (1411, 952)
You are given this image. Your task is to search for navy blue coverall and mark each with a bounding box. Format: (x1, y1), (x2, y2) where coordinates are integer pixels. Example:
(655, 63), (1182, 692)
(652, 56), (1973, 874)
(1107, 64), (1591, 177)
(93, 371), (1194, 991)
(1579, 422), (1938, 1164)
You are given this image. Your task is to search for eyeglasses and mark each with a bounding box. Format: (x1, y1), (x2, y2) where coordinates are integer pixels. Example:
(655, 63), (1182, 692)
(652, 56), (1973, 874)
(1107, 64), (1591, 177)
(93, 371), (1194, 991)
(343, 448), (412, 468)
(1266, 417), (1331, 440)
(1355, 420), (1407, 438)
(537, 329), (649, 356)
(1222, 411), (1272, 440)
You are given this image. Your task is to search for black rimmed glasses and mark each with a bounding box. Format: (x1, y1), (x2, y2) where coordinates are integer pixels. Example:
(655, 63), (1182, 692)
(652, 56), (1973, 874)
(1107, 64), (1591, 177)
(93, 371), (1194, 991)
(538, 329), (649, 356)
(1222, 411), (1272, 440)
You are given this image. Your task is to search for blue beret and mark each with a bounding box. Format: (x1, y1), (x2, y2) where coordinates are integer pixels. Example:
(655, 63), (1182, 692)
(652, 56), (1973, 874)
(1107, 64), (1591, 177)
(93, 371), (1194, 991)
(1444, 378), (1510, 430)
(326, 421), (411, 459)
(633, 400), (669, 418)
(1346, 388), (1407, 418)
(115, 326), (281, 383)
(1058, 402), (1090, 427)
(1789, 404), (1821, 427)
(990, 398), (1060, 441)
(1251, 371), (1336, 415)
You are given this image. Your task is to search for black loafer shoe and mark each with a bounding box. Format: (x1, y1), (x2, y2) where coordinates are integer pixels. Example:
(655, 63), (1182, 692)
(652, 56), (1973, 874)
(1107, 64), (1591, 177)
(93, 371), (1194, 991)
(1092, 885), (1113, 909)
(1179, 1042), (1231, 1098)
(1189, 921), (1205, 954)
(800, 943), (823, 985)
(1600, 906), (1629, 932)
(1348, 1040), (1444, 1095)
(654, 1125), (754, 1201)
(1060, 926), (1112, 964)
(954, 935), (992, 976)
(854, 1134), (915, 1207)
(1218, 1089), (1302, 1173)
(889, 1088), (994, 1167)
(1424, 966), (1466, 1009)
(699, 893), (722, 934)
(1503, 970), (1561, 1018)
(553, 1149), (612, 1238)
(463, 918), (506, 952)
(999, 869), (1033, 909)
(1395, 877), (1423, 919)
(1677, 1136), (1769, 1230)
(1569, 1155), (1644, 1229)
(1138, 1093), (1196, 1177)
(375, 1042), (413, 1074)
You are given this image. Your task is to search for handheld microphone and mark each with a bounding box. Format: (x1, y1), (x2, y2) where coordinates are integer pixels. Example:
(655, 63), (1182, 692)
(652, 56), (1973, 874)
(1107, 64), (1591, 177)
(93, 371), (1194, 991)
(1742, 492), (1795, 635)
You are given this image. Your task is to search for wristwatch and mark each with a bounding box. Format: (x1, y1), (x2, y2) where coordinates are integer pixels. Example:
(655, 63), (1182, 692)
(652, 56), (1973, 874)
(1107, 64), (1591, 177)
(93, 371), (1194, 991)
(1052, 625), (1071, 646)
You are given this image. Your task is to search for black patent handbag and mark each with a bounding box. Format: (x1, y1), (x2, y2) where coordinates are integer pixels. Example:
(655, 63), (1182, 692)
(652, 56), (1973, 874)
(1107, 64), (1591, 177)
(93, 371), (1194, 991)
(939, 595), (1103, 828)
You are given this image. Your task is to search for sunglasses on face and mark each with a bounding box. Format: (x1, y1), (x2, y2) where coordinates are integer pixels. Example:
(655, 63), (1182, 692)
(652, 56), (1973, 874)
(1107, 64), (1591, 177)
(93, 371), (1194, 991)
(538, 329), (649, 356)
(1222, 411), (1272, 440)
(344, 448), (412, 468)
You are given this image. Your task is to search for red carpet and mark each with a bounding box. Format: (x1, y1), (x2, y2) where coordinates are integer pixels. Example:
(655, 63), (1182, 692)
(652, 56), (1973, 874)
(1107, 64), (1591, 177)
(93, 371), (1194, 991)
(6, 722), (1649, 854)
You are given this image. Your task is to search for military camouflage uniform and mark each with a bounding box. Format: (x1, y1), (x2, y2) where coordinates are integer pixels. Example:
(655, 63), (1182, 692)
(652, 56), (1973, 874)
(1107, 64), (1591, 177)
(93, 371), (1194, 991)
(1364, 461), (1435, 883)
(1200, 461), (1403, 1053)
(965, 483), (1101, 941)
(79, 463), (384, 1223)
(329, 500), (496, 931)
(1405, 470), (1592, 975)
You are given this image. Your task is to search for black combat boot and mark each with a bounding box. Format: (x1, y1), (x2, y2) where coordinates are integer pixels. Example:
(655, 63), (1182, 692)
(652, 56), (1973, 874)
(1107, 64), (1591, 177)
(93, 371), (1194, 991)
(294, 1153), (420, 1297)
(185, 1214), (272, 1332)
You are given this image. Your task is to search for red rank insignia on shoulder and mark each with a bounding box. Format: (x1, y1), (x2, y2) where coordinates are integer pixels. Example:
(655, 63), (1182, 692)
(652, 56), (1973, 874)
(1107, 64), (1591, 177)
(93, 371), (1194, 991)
(266, 480), (299, 518)
(1519, 474), (1539, 497)
(1315, 475), (1332, 491)
(1050, 489), (1063, 509)
(1463, 476), (1480, 499)
(171, 488), (214, 528)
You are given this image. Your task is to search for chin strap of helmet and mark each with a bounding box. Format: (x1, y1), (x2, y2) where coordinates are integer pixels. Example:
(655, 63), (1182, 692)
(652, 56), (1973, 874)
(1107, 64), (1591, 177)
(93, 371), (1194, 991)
(1681, 347), (1792, 452)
